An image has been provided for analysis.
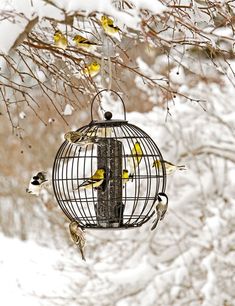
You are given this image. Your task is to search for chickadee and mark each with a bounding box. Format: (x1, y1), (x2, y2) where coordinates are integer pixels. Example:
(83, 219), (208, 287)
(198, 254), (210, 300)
(69, 221), (86, 261)
(33, 171), (47, 182)
(151, 192), (168, 231)
(26, 171), (49, 196)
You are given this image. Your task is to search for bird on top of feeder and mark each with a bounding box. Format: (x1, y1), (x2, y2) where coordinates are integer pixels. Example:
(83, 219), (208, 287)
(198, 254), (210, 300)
(53, 30), (68, 50)
(64, 131), (100, 147)
(73, 34), (98, 51)
(69, 221), (86, 261)
(82, 61), (100, 78)
(26, 171), (49, 196)
(151, 192), (168, 231)
(152, 160), (187, 175)
(73, 169), (105, 190)
(128, 141), (143, 177)
(101, 15), (121, 39)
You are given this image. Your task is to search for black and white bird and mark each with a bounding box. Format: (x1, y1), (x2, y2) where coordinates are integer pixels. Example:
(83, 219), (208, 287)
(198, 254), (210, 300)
(151, 192), (168, 231)
(26, 171), (49, 196)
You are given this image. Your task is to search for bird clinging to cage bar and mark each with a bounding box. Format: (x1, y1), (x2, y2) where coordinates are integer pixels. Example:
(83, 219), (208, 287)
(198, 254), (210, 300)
(69, 221), (86, 261)
(151, 192), (168, 231)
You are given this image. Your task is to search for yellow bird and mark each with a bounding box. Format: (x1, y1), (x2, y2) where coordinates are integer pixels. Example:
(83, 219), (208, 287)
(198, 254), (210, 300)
(101, 15), (121, 38)
(122, 169), (130, 185)
(69, 221), (86, 261)
(53, 30), (68, 50)
(127, 142), (143, 177)
(152, 160), (187, 175)
(73, 34), (98, 51)
(82, 61), (100, 78)
(74, 169), (105, 190)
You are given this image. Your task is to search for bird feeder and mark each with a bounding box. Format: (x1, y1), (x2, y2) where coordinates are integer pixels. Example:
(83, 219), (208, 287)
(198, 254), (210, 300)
(52, 90), (167, 229)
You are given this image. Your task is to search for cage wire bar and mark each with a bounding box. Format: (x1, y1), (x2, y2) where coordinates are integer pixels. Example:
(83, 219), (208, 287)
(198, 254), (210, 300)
(52, 90), (167, 229)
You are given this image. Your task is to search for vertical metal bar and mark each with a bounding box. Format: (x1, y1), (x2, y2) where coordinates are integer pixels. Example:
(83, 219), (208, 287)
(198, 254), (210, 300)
(95, 137), (123, 227)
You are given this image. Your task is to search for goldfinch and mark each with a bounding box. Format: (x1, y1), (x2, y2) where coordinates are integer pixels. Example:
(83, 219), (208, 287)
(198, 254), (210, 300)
(64, 131), (99, 147)
(101, 15), (121, 39)
(127, 142), (143, 177)
(73, 34), (98, 51)
(151, 192), (168, 231)
(122, 169), (130, 185)
(53, 30), (68, 50)
(122, 169), (134, 186)
(152, 160), (187, 175)
(82, 61), (100, 78)
(69, 221), (86, 261)
(74, 169), (105, 190)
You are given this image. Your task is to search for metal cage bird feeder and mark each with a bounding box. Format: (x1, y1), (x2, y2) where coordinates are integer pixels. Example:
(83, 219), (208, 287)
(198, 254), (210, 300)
(52, 90), (167, 229)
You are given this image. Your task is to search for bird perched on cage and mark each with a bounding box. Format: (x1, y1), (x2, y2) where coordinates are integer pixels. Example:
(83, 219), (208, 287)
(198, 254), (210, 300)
(151, 192), (168, 231)
(26, 171), (49, 196)
(69, 221), (86, 261)
(73, 34), (98, 51)
(82, 61), (100, 78)
(152, 160), (187, 175)
(53, 30), (68, 50)
(74, 169), (105, 190)
(64, 131), (100, 147)
(101, 15), (121, 39)
(122, 169), (130, 185)
(122, 169), (134, 187)
(128, 142), (143, 177)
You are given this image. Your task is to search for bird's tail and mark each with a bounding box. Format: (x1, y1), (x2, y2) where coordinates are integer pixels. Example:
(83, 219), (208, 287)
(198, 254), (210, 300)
(177, 165), (187, 171)
(151, 217), (159, 231)
(80, 247), (86, 261)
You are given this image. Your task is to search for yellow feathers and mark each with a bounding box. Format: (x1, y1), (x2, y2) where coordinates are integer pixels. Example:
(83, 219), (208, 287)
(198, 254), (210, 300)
(128, 142), (143, 176)
(74, 169), (105, 190)
(53, 30), (68, 50)
(73, 34), (98, 51)
(82, 61), (101, 78)
(122, 169), (130, 185)
(101, 15), (121, 38)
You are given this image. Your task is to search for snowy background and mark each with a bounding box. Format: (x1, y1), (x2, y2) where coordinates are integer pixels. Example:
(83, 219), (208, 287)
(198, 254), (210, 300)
(0, 1), (235, 306)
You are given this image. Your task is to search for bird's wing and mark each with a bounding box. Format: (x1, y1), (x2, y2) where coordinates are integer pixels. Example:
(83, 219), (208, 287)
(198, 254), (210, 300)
(78, 178), (104, 189)
(160, 203), (168, 220)
(70, 232), (79, 244)
(81, 38), (96, 45)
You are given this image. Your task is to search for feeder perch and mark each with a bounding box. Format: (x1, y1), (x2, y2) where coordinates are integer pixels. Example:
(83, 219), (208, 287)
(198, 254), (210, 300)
(52, 90), (167, 229)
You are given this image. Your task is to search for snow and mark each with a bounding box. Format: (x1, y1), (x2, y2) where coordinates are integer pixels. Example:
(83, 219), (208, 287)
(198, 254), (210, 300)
(0, 234), (87, 306)
(62, 104), (74, 116)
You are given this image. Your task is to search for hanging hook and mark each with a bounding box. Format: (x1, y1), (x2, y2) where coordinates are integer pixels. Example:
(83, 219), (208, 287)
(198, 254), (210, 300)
(90, 89), (126, 121)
